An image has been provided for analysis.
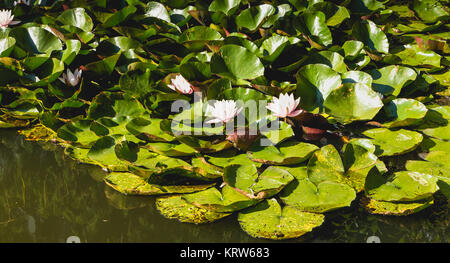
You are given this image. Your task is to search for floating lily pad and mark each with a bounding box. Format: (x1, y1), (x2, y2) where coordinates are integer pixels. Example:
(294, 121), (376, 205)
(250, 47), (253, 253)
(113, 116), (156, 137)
(248, 140), (318, 165)
(211, 44), (264, 80)
(105, 172), (214, 196)
(352, 19), (389, 54)
(366, 171), (439, 202)
(369, 65), (417, 96)
(156, 195), (231, 224)
(235, 4), (275, 31)
(238, 199), (324, 240)
(363, 128), (423, 156)
(280, 179), (356, 213)
(342, 139), (379, 192)
(324, 82), (383, 124)
(307, 144), (344, 184)
(182, 185), (260, 213)
(420, 125), (450, 141)
(383, 98), (428, 128)
(224, 164), (294, 199)
(362, 196), (434, 216)
(144, 142), (197, 156)
(295, 64), (342, 111)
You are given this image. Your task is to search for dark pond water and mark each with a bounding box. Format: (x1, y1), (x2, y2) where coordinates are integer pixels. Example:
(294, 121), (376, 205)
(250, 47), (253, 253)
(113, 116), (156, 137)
(0, 130), (448, 243)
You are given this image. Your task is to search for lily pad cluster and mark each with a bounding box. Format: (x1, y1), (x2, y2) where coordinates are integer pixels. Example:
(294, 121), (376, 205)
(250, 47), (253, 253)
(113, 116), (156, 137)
(0, 0), (449, 240)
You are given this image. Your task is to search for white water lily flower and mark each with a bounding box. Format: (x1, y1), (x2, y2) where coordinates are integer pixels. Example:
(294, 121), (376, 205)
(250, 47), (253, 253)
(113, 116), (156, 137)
(0, 10), (21, 28)
(59, 68), (82, 87)
(266, 93), (302, 118)
(13, 0), (31, 6)
(167, 74), (193, 94)
(206, 100), (242, 124)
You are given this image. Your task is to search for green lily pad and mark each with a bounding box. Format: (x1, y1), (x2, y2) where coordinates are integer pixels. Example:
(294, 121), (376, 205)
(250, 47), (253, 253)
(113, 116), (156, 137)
(388, 44), (441, 68)
(419, 137), (450, 153)
(369, 65), (417, 96)
(206, 150), (261, 168)
(156, 195), (231, 224)
(248, 140), (319, 165)
(57, 119), (103, 147)
(223, 164), (294, 199)
(341, 70), (373, 86)
(383, 98), (428, 128)
(406, 160), (450, 179)
(57, 8), (94, 32)
(342, 40), (365, 60)
(342, 140), (379, 192)
(352, 19), (389, 54)
(235, 4), (275, 31)
(126, 117), (175, 142)
(0, 37), (15, 57)
(238, 199), (324, 240)
(366, 171), (439, 202)
(412, 0), (449, 24)
(87, 136), (136, 169)
(10, 27), (63, 54)
(105, 172), (214, 195)
(362, 196), (434, 216)
(307, 144), (345, 184)
(144, 142), (197, 156)
(182, 185), (260, 213)
(211, 44), (265, 80)
(209, 0), (241, 16)
(295, 64), (342, 111)
(178, 26), (223, 51)
(362, 128), (423, 156)
(308, 2), (350, 27)
(421, 125), (450, 140)
(324, 82), (383, 124)
(295, 11), (333, 47)
(280, 179), (356, 213)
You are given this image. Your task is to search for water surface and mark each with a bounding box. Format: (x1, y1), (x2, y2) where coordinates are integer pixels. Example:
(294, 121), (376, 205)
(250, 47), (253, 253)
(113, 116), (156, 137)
(0, 130), (447, 243)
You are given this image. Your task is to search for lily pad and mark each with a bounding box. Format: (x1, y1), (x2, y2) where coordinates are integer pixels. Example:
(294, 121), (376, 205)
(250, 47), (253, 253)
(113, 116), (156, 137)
(182, 185), (260, 213)
(362, 128), (423, 156)
(105, 172), (214, 195)
(238, 199), (324, 240)
(307, 144), (345, 184)
(156, 195), (231, 224)
(352, 19), (389, 54)
(369, 65), (417, 96)
(383, 98), (428, 128)
(295, 64), (342, 111)
(211, 44), (265, 80)
(223, 164), (294, 199)
(362, 196), (434, 216)
(280, 178), (356, 213)
(248, 140), (319, 165)
(324, 82), (383, 124)
(366, 171), (439, 202)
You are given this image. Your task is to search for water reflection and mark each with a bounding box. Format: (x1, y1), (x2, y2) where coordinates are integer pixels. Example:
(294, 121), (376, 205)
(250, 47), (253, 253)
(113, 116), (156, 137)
(0, 130), (447, 243)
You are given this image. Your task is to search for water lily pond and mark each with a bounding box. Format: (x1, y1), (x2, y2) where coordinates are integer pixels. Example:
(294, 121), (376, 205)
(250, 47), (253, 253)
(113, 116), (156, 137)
(0, 0), (449, 242)
(0, 130), (447, 243)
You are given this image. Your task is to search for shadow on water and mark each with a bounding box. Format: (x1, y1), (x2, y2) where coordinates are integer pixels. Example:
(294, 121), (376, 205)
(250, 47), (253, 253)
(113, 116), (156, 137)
(0, 130), (448, 243)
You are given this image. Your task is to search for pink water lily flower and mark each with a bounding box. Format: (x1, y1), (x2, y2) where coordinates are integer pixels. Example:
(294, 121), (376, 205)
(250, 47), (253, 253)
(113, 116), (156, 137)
(0, 10), (21, 28)
(168, 74), (194, 94)
(206, 100), (242, 124)
(267, 93), (302, 118)
(59, 68), (82, 87)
